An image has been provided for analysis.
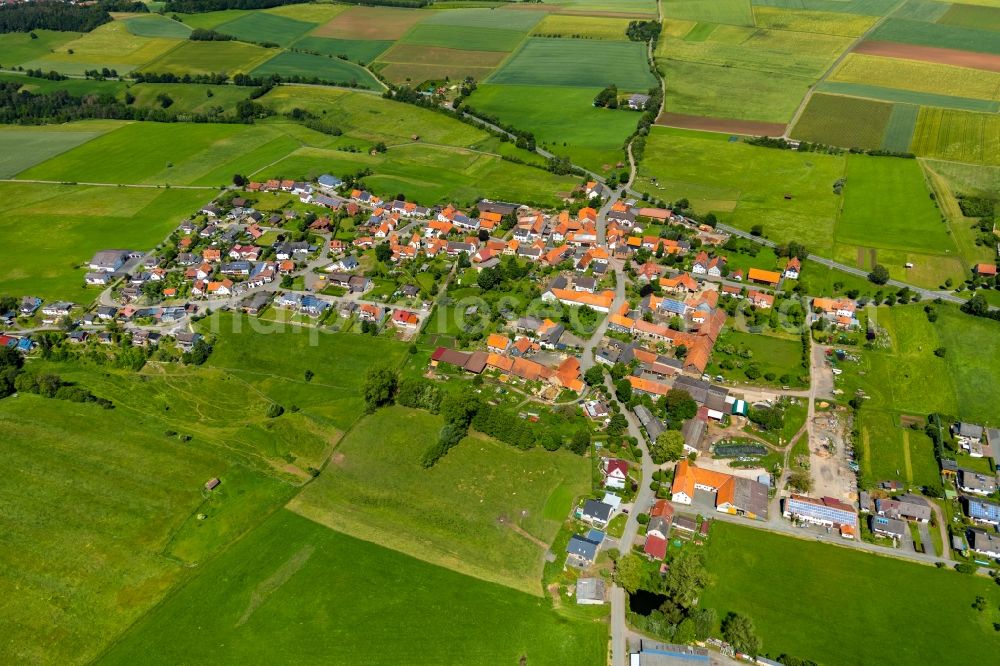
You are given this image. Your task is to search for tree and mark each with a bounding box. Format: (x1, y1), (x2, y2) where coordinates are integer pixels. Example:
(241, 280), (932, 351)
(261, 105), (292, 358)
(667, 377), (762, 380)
(374, 242), (392, 264)
(674, 618), (696, 645)
(788, 469), (812, 493)
(362, 365), (397, 412)
(934, 347), (947, 357)
(750, 224), (764, 237)
(593, 83), (619, 108)
(651, 430), (685, 464)
(477, 266), (501, 291)
(664, 549), (710, 609)
(304, 369), (314, 382)
(659, 389), (697, 422)
(614, 553), (645, 593)
(607, 413), (628, 436)
(721, 612), (760, 656)
(691, 607), (717, 641)
(440, 392), (480, 427)
(265, 403), (284, 418)
(584, 365), (604, 386)
(232, 173), (246, 187)
(868, 263), (890, 285)
(962, 292), (989, 317)
(569, 428), (590, 455)
(615, 378), (633, 403)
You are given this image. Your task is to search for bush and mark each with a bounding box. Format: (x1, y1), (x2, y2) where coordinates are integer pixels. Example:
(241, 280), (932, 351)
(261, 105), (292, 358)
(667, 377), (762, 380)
(266, 403), (284, 418)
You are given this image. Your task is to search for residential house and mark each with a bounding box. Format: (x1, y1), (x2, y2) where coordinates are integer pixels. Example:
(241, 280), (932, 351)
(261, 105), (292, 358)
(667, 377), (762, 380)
(486, 333), (511, 354)
(89, 249), (130, 273)
(783, 495), (857, 538)
(870, 515), (907, 540)
(963, 496), (1000, 525)
(876, 495), (931, 523)
(603, 458), (629, 490)
(391, 309), (419, 330)
(575, 577), (606, 605)
(581, 499), (614, 527)
(968, 528), (1000, 559)
(783, 257), (801, 279)
(566, 535), (599, 566)
(958, 469), (998, 496)
(647, 499), (674, 540)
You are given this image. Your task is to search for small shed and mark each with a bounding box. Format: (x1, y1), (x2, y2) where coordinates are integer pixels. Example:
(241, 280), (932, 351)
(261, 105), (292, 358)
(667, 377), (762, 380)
(205, 478), (221, 491)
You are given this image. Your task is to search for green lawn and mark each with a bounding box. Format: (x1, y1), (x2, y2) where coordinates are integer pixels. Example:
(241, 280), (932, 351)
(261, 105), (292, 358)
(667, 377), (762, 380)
(488, 37), (657, 91)
(251, 50), (383, 89)
(636, 127), (844, 254)
(701, 522), (1000, 664)
(467, 83), (641, 172)
(856, 408), (940, 489)
(289, 405), (591, 595)
(99, 510), (607, 665)
(0, 390), (293, 665)
(0, 181), (211, 301)
(707, 330), (808, 387)
(215, 11), (316, 46)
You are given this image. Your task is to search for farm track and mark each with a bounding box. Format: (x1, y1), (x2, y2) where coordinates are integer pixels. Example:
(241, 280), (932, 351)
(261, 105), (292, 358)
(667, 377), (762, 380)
(1, 178), (217, 189)
(783, 0), (908, 139)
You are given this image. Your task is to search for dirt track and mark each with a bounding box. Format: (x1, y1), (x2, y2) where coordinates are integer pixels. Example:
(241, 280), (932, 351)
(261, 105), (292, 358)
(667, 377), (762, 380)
(654, 112), (787, 137)
(855, 40), (1000, 73)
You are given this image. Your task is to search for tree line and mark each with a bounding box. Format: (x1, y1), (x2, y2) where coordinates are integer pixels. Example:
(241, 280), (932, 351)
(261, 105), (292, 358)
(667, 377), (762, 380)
(0, 2), (138, 34)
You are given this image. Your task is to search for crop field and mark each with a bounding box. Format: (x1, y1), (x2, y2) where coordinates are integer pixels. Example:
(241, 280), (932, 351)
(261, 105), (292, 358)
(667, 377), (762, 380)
(815, 81), (999, 113)
(488, 38), (657, 90)
(123, 15), (192, 39)
(375, 44), (505, 85)
(660, 58), (813, 122)
(260, 2), (346, 23)
(215, 12), (316, 46)
(100, 510), (607, 665)
(830, 54), (1000, 102)
(0, 182), (210, 301)
(291, 36), (391, 62)
(0, 124), (109, 178)
(635, 127), (844, 254)
(939, 2), (1000, 30)
(836, 155), (951, 253)
(467, 84), (642, 172)
(0, 29), (81, 68)
(17, 122), (314, 187)
(531, 14), (632, 39)
(0, 393), (286, 665)
(881, 102), (920, 152)
(701, 522), (1000, 664)
(541, 0), (657, 15)
(399, 23), (528, 52)
(658, 28), (851, 79)
(22, 21), (178, 75)
(289, 405), (590, 594)
(421, 6), (546, 30)
(790, 93), (891, 149)
(751, 6), (876, 35)
(251, 51), (383, 88)
(173, 9), (247, 30)
(910, 107), (1000, 165)
(312, 5), (425, 40)
(661, 0), (755, 26)
(868, 17), (1000, 55)
(138, 40), (273, 75)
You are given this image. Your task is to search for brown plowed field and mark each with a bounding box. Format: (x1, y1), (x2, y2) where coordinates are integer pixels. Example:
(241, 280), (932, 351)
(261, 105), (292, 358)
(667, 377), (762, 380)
(655, 112), (786, 136)
(856, 40), (1000, 73)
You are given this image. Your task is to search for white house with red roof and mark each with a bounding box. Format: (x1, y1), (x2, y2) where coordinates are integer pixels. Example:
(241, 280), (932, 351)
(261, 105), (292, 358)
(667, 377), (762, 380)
(603, 458), (629, 490)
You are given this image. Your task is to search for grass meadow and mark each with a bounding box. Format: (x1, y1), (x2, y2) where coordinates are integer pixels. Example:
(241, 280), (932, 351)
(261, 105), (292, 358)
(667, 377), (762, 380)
(22, 21), (178, 75)
(289, 405), (591, 595)
(138, 39), (273, 75)
(488, 37), (657, 90)
(467, 84), (641, 172)
(0, 123), (110, 178)
(0, 182), (211, 301)
(121, 82), (251, 114)
(701, 522), (1000, 664)
(291, 36), (392, 62)
(99, 510), (607, 665)
(661, 0), (755, 26)
(751, 6), (877, 36)
(0, 29), (82, 67)
(707, 330), (809, 387)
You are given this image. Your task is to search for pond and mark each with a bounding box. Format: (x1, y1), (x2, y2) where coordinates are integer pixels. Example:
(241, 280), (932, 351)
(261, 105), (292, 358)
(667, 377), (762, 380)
(628, 588), (668, 616)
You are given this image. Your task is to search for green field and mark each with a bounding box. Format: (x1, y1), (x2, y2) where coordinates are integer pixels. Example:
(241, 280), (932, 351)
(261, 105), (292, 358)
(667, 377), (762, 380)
(868, 17), (1000, 54)
(123, 15), (192, 39)
(910, 107), (1000, 165)
(421, 6), (548, 30)
(661, 0), (755, 25)
(488, 37), (657, 90)
(701, 522), (1000, 664)
(17, 122), (311, 187)
(636, 127), (844, 254)
(291, 35), (392, 62)
(0, 29), (82, 68)
(816, 81), (1000, 113)
(0, 124), (108, 178)
(174, 9), (249, 30)
(124, 81), (251, 113)
(544, 0), (657, 14)
(857, 408), (941, 488)
(251, 50), (383, 88)
(290, 405), (590, 594)
(707, 330), (808, 387)
(21, 21), (178, 75)
(0, 71), (126, 96)
(837, 155), (952, 254)
(0, 392), (292, 665)
(660, 58), (812, 122)
(939, 2), (1000, 30)
(830, 54), (1000, 103)
(467, 84), (641, 172)
(791, 93), (892, 150)
(881, 102), (919, 152)
(138, 39), (273, 75)
(100, 510), (607, 665)
(215, 11), (316, 46)
(0, 182), (212, 301)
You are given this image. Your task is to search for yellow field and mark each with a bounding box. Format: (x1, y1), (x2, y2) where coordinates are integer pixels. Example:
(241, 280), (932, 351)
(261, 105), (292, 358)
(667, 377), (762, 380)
(531, 14), (632, 39)
(911, 107), (1000, 165)
(23, 22), (178, 73)
(660, 18), (696, 38)
(753, 7), (876, 37)
(831, 53), (1000, 102)
(262, 3), (346, 22)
